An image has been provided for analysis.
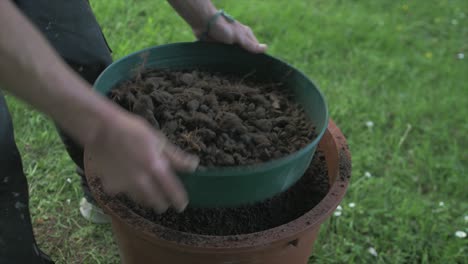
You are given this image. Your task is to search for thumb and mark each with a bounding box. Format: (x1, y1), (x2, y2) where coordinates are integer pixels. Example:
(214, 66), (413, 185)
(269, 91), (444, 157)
(257, 43), (268, 53)
(163, 143), (200, 172)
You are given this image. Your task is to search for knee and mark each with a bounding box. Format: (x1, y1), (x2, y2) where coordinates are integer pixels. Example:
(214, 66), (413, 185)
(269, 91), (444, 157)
(67, 60), (110, 85)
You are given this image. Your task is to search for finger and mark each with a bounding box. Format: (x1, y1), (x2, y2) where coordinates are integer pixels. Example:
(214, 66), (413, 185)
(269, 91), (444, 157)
(237, 34), (267, 54)
(150, 158), (189, 212)
(257, 43), (268, 52)
(153, 130), (199, 171)
(245, 26), (259, 43)
(102, 180), (119, 196)
(100, 174), (120, 196)
(153, 131), (169, 155)
(133, 174), (169, 213)
(243, 27), (268, 53)
(163, 142), (199, 172)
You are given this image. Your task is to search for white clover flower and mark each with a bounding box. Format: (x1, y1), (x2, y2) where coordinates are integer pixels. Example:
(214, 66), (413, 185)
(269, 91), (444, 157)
(439, 201), (445, 207)
(349, 202), (356, 208)
(455, 231), (466, 238)
(66, 199), (71, 204)
(464, 215), (468, 222)
(457, 53), (464, 59)
(365, 172), (372, 178)
(334, 211), (342, 217)
(337, 205), (343, 211)
(368, 247), (378, 257)
(365, 121), (374, 128)
(66, 178), (72, 183)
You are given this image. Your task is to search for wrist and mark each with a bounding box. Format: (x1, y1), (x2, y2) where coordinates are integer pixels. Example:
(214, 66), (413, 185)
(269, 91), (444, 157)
(191, 8), (218, 38)
(194, 9), (236, 40)
(167, 0), (217, 38)
(79, 96), (125, 147)
(48, 71), (123, 147)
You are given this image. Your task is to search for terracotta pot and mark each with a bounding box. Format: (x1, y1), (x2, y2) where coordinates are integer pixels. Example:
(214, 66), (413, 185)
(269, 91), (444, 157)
(84, 120), (351, 264)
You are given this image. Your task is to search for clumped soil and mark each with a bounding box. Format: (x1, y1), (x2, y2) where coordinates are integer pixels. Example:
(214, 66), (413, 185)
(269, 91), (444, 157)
(115, 151), (329, 236)
(103, 68), (326, 236)
(110, 69), (316, 166)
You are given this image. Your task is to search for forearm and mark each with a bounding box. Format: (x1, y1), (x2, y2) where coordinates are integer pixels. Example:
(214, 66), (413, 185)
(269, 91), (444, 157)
(167, 0), (217, 35)
(0, 1), (117, 146)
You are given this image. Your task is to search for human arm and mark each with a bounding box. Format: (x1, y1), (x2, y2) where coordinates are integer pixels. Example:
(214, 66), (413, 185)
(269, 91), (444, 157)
(167, 0), (267, 53)
(0, 0), (198, 213)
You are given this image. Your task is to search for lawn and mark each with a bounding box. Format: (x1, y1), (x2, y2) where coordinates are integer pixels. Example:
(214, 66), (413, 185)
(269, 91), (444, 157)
(4, 0), (467, 263)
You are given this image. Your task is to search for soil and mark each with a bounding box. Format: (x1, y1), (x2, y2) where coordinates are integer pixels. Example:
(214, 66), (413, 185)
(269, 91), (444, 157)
(110, 69), (316, 166)
(115, 151), (329, 236)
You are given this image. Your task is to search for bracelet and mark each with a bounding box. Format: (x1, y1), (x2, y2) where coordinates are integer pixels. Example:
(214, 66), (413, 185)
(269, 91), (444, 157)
(200, 9), (235, 40)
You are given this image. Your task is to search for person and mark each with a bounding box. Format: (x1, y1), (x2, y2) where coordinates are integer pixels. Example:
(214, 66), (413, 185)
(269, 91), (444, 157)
(0, 0), (267, 263)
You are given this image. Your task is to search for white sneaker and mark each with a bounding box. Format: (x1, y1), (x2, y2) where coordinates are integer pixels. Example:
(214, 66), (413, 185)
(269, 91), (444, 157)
(79, 197), (111, 224)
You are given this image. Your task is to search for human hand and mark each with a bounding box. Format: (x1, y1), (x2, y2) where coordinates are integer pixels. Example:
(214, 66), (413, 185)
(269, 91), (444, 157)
(85, 110), (199, 213)
(194, 11), (268, 54)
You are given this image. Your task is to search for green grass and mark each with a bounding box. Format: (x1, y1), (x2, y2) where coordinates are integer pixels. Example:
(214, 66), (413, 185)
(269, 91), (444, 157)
(5, 0), (467, 263)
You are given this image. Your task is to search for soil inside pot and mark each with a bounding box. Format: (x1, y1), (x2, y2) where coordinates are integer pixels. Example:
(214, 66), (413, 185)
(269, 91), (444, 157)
(108, 151), (329, 236)
(110, 69), (316, 166)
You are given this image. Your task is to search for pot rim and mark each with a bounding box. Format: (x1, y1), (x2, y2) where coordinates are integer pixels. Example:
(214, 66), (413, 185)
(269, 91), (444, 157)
(84, 119), (351, 249)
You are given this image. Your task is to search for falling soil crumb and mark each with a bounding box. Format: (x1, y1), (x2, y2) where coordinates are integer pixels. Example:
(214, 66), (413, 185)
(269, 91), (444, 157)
(110, 69), (316, 166)
(113, 151), (329, 236)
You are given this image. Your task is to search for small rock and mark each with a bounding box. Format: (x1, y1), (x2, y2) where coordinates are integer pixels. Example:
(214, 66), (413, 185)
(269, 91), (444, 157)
(162, 111), (174, 120)
(175, 111), (191, 121)
(186, 88), (205, 98)
(250, 133), (270, 146)
(196, 128), (216, 140)
(285, 124), (295, 133)
(191, 112), (217, 129)
(204, 94), (219, 108)
(164, 120), (178, 134)
(223, 154), (235, 165)
(133, 95), (154, 114)
(150, 90), (173, 104)
(240, 134), (252, 144)
(199, 104), (209, 113)
(195, 80), (209, 89)
(251, 94), (270, 107)
(255, 107), (266, 118)
(233, 153), (244, 163)
(180, 73), (194, 85)
(186, 99), (200, 112)
(274, 116), (289, 127)
(254, 119), (273, 132)
(144, 77), (161, 90)
(167, 87), (185, 94)
(220, 112), (247, 133)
